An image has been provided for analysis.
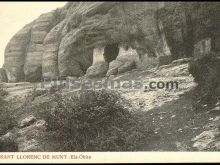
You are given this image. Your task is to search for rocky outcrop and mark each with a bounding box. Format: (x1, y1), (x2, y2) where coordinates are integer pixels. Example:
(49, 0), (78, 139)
(4, 2), (161, 82)
(19, 115), (36, 128)
(24, 12), (61, 82)
(0, 116), (48, 152)
(106, 47), (138, 76)
(3, 2), (220, 82)
(192, 129), (220, 151)
(42, 21), (65, 80)
(158, 2), (220, 59)
(4, 22), (33, 82)
(192, 114), (220, 151)
(86, 61), (109, 78)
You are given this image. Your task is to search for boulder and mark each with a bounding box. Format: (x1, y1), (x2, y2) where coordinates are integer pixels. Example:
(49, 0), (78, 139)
(172, 58), (191, 65)
(0, 132), (15, 142)
(106, 47), (138, 76)
(19, 115), (37, 128)
(192, 129), (219, 151)
(86, 61), (109, 78)
(118, 61), (136, 74)
(106, 60), (123, 76)
(17, 119), (47, 152)
(18, 139), (40, 152)
(0, 119), (48, 152)
(0, 131), (18, 152)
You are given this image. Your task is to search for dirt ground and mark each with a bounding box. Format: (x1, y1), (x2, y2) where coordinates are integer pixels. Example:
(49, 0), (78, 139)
(2, 62), (220, 151)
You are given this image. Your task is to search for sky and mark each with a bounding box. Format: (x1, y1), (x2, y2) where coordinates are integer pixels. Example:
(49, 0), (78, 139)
(0, 2), (67, 67)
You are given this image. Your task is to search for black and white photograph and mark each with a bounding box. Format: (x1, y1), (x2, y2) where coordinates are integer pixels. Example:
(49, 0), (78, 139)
(0, 1), (220, 163)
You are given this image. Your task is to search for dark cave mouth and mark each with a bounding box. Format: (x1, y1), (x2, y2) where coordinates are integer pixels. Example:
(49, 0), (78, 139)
(103, 43), (119, 63)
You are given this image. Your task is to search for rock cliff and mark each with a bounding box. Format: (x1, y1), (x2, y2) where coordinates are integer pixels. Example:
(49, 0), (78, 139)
(158, 2), (220, 60)
(3, 2), (220, 82)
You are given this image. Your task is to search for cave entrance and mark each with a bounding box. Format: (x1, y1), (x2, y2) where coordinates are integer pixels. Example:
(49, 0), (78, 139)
(103, 43), (119, 63)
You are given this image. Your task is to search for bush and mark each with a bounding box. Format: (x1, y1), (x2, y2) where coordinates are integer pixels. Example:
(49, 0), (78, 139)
(29, 86), (47, 101)
(0, 137), (18, 152)
(0, 86), (8, 97)
(53, 8), (65, 25)
(189, 52), (220, 107)
(0, 86), (17, 151)
(0, 97), (16, 136)
(41, 90), (150, 151)
(48, 85), (61, 94)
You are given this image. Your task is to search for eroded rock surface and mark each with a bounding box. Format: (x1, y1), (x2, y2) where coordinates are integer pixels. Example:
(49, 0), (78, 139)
(3, 2), (161, 82)
(86, 61), (109, 78)
(0, 68), (7, 83)
(3, 2), (220, 82)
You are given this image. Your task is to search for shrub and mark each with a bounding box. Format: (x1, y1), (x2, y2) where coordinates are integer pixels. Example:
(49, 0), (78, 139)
(0, 86), (17, 151)
(40, 90), (150, 151)
(189, 52), (220, 107)
(0, 86), (8, 97)
(0, 97), (16, 136)
(53, 8), (65, 25)
(0, 136), (18, 152)
(48, 85), (60, 94)
(30, 86), (47, 101)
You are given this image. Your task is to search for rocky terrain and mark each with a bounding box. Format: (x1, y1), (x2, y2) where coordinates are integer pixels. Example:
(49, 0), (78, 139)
(0, 57), (220, 151)
(1, 2), (220, 83)
(0, 2), (220, 152)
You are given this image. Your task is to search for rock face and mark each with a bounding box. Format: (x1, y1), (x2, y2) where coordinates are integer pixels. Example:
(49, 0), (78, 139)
(3, 2), (220, 82)
(86, 61), (109, 78)
(158, 2), (220, 60)
(24, 12), (62, 82)
(4, 22), (33, 82)
(106, 46), (138, 76)
(0, 68), (8, 83)
(3, 2), (160, 82)
(42, 21), (65, 80)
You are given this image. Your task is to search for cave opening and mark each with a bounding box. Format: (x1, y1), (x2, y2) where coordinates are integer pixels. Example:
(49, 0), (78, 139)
(103, 43), (119, 63)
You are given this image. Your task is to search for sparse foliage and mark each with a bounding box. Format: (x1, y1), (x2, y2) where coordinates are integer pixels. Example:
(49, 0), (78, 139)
(0, 97), (16, 136)
(0, 86), (8, 97)
(40, 90), (150, 151)
(189, 52), (220, 108)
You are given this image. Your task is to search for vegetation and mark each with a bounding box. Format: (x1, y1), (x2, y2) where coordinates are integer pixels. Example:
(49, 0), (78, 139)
(0, 90), (17, 151)
(189, 52), (220, 108)
(30, 86), (47, 101)
(53, 8), (65, 25)
(40, 90), (150, 151)
(0, 86), (8, 97)
(0, 98), (16, 136)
